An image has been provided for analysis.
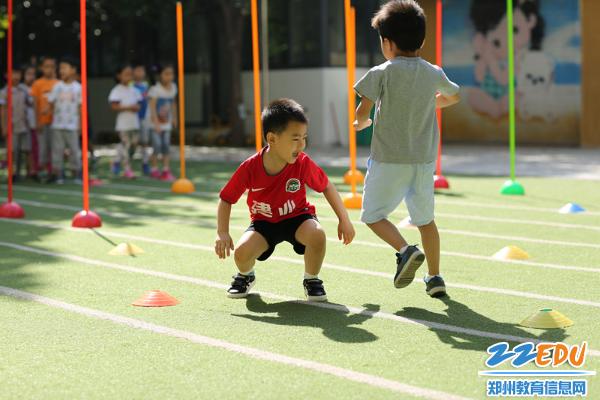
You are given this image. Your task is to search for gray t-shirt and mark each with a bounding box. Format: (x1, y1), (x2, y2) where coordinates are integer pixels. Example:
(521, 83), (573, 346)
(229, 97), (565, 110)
(354, 56), (459, 164)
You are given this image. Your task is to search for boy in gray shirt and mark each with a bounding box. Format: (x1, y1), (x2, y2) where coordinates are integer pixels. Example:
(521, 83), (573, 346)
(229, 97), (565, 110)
(354, 0), (460, 298)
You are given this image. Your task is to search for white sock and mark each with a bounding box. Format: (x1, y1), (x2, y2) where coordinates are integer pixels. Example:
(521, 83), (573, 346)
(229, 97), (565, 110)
(304, 273), (318, 280)
(424, 274), (441, 283)
(240, 269), (255, 277)
(399, 245), (409, 254)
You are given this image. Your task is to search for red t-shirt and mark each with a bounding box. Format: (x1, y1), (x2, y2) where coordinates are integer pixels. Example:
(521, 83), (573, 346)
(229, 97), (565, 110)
(220, 148), (329, 223)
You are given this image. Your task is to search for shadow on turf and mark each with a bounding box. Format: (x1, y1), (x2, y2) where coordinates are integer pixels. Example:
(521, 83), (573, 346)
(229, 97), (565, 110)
(232, 294), (380, 343)
(395, 296), (567, 352)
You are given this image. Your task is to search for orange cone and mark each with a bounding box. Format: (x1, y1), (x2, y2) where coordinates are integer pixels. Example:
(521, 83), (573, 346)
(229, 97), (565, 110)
(132, 290), (179, 307)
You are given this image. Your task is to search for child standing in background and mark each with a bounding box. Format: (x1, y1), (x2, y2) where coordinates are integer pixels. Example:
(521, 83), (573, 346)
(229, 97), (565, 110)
(147, 64), (177, 181)
(0, 69), (32, 180)
(109, 65), (141, 179)
(47, 57), (82, 184)
(30, 57), (58, 180)
(21, 64), (38, 179)
(132, 64), (151, 176)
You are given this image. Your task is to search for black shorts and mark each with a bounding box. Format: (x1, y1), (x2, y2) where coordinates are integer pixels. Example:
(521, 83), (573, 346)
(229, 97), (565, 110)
(247, 213), (318, 261)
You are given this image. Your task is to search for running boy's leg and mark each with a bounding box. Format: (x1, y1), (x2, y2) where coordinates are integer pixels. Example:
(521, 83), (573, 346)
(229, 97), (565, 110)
(417, 221), (439, 276)
(362, 160), (426, 288)
(406, 161), (445, 297)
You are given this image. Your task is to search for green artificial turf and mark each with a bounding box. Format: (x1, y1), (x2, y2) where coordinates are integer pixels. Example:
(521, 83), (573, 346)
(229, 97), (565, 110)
(1, 160), (599, 399)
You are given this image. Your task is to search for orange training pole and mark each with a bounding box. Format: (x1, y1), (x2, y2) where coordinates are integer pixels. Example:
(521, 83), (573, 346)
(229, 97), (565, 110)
(177, 2), (186, 179)
(71, 0), (101, 227)
(171, 2), (195, 193)
(342, 2), (362, 209)
(251, 0), (262, 151)
(349, 6), (357, 195)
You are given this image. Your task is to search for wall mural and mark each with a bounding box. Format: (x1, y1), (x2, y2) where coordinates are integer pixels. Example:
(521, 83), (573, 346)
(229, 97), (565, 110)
(443, 0), (581, 144)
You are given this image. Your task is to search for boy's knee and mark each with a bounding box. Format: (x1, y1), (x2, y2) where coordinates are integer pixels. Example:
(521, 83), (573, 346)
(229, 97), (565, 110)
(234, 245), (254, 265)
(305, 226), (326, 248)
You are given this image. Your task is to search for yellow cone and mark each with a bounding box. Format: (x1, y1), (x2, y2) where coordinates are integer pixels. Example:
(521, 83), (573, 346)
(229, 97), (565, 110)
(492, 246), (530, 260)
(109, 242), (144, 256)
(520, 308), (573, 329)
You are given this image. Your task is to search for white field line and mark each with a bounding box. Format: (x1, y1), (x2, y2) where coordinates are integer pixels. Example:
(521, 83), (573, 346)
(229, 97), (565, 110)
(0, 285), (472, 400)
(90, 182), (600, 217)
(3, 241), (598, 359)
(10, 186), (600, 248)
(7, 202), (600, 275)
(3, 218), (600, 310)
(7, 185), (600, 233)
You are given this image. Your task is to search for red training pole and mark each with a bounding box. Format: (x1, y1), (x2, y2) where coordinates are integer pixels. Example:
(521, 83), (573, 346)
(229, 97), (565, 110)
(0, 0), (24, 218)
(433, 0), (450, 189)
(6, 0), (14, 203)
(71, 0), (101, 227)
(435, 0), (442, 176)
(80, 0), (90, 212)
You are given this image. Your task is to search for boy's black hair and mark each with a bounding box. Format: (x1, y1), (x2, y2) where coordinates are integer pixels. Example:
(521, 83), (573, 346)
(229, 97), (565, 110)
(470, 0), (544, 50)
(371, 0), (426, 52)
(261, 98), (308, 142)
(59, 56), (79, 71)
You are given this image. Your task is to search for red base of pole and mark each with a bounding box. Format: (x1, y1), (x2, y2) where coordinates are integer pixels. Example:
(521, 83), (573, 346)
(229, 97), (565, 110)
(0, 201), (25, 218)
(89, 178), (103, 187)
(434, 174), (450, 190)
(71, 210), (102, 228)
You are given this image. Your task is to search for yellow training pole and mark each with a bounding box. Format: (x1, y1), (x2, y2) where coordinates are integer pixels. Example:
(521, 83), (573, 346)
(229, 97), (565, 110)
(343, 4), (362, 209)
(251, 0), (263, 151)
(171, 1), (195, 193)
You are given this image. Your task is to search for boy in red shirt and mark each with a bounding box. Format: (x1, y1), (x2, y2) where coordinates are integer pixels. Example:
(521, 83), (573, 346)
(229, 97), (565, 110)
(216, 98), (355, 301)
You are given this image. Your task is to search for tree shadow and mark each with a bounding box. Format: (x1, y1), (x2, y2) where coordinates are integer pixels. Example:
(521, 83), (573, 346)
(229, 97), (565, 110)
(395, 296), (568, 352)
(232, 295), (380, 343)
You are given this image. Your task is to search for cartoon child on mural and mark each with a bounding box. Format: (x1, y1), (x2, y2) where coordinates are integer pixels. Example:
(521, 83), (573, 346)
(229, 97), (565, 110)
(468, 0), (548, 120)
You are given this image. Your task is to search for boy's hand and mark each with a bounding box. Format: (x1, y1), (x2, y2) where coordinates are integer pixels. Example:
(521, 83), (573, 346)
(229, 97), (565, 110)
(215, 232), (234, 259)
(353, 118), (372, 131)
(337, 218), (355, 245)
(130, 104), (140, 112)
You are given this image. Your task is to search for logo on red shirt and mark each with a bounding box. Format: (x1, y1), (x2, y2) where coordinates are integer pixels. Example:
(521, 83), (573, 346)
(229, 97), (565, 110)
(286, 178), (301, 193)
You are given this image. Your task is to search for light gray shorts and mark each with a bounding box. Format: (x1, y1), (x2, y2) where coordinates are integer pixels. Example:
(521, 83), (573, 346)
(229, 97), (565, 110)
(360, 159), (435, 227)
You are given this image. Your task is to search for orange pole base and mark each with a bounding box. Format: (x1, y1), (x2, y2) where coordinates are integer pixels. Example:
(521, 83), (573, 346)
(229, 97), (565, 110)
(343, 169), (364, 185)
(0, 201), (25, 218)
(343, 192), (362, 210)
(171, 178), (195, 194)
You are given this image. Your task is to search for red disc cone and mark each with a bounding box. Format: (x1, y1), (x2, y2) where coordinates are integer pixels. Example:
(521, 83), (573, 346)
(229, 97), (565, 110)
(0, 201), (25, 218)
(71, 210), (102, 228)
(132, 290), (179, 307)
